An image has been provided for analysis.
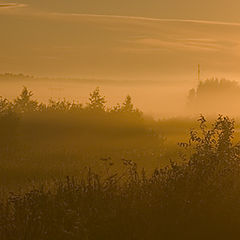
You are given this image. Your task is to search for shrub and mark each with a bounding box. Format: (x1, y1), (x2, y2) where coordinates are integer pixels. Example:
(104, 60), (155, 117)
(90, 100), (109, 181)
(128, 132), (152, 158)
(1, 116), (240, 239)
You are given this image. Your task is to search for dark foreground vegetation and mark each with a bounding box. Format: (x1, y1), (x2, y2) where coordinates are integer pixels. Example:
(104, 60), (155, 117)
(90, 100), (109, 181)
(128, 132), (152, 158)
(2, 87), (240, 239)
(0, 87), (192, 189)
(1, 115), (240, 239)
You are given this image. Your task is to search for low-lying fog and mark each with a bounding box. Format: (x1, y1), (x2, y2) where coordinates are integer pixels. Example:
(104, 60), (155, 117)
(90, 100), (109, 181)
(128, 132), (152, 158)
(1, 73), (240, 118)
(0, 78), (190, 118)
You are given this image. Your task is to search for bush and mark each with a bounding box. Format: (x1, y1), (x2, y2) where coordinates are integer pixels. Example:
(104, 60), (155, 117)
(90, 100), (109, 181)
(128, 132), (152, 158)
(1, 116), (240, 239)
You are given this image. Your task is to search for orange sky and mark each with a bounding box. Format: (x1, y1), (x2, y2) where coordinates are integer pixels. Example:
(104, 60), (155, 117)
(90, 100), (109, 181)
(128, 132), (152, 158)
(0, 1), (240, 82)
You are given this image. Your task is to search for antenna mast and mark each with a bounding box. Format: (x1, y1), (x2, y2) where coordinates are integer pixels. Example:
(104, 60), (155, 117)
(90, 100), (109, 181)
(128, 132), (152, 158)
(198, 64), (201, 83)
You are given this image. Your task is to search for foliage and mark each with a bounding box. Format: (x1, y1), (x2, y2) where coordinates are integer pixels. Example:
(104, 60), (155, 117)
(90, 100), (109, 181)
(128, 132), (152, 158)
(13, 87), (38, 113)
(1, 116), (240, 239)
(187, 78), (240, 114)
(87, 87), (106, 112)
(0, 86), (161, 169)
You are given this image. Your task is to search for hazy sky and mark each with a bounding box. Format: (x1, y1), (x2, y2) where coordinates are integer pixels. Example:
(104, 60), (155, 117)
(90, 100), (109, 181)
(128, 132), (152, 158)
(1, 0), (240, 81)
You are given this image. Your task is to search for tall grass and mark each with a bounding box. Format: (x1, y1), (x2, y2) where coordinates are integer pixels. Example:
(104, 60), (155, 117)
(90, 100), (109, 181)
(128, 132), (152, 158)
(1, 115), (240, 239)
(0, 87), (166, 189)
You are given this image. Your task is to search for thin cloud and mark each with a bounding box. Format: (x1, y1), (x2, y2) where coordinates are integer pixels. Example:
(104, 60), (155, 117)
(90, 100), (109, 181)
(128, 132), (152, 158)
(0, 2), (27, 9)
(122, 38), (222, 54)
(2, 6), (240, 28)
(46, 13), (240, 27)
(9, 10), (239, 54)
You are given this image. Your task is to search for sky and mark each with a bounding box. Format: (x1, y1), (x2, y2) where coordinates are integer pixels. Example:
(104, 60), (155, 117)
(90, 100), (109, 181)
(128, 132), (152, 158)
(1, 0), (240, 82)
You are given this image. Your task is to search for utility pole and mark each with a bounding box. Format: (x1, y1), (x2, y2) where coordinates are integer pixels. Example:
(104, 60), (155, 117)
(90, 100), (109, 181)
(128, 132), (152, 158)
(198, 64), (201, 83)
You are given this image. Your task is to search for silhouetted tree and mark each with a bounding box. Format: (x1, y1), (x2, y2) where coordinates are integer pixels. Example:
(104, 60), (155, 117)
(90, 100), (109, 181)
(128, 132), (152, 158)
(121, 95), (134, 112)
(47, 99), (83, 112)
(87, 87), (106, 111)
(13, 87), (38, 113)
(0, 97), (10, 114)
(48, 99), (72, 112)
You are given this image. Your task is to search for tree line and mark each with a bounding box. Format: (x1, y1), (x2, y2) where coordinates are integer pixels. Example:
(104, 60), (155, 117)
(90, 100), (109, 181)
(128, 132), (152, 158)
(0, 86), (142, 117)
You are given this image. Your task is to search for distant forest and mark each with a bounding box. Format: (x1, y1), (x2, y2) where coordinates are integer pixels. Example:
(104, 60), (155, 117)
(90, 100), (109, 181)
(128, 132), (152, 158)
(0, 73), (159, 85)
(188, 78), (240, 114)
(0, 86), (141, 115)
(2, 73), (240, 115)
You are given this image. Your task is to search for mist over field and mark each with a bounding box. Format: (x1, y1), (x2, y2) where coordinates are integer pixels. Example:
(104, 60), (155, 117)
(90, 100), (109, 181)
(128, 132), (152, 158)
(1, 73), (240, 118)
(2, 0), (240, 239)
(0, 74), (191, 118)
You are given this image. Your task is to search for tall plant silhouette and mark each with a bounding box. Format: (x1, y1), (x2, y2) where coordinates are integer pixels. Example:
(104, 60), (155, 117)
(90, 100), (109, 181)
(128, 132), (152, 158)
(87, 87), (106, 112)
(13, 87), (38, 113)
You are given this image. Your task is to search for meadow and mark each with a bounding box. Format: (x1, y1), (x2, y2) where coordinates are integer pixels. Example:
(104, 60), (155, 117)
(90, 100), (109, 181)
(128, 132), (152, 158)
(1, 86), (240, 239)
(0, 87), (170, 190)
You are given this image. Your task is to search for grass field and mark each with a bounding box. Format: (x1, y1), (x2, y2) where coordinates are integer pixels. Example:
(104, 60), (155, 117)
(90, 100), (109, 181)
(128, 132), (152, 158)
(2, 88), (240, 239)
(1, 115), (240, 239)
